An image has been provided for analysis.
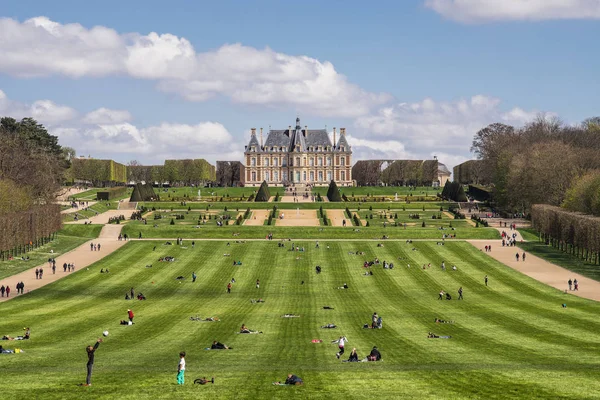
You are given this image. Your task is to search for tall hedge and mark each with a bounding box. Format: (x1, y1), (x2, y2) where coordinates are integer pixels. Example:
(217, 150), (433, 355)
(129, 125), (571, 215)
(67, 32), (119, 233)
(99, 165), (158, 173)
(97, 187), (127, 200)
(327, 180), (342, 202)
(0, 204), (62, 252)
(255, 181), (271, 202)
(71, 158), (127, 185)
(164, 159), (215, 185)
(441, 181), (468, 202)
(532, 204), (600, 264)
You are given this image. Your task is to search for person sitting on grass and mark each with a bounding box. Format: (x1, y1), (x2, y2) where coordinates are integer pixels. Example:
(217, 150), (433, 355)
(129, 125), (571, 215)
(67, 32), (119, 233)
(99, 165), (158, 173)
(366, 346), (381, 361)
(194, 377), (215, 385)
(344, 348), (359, 362)
(273, 374), (303, 386)
(281, 314), (300, 318)
(211, 340), (231, 349)
(445, 292), (452, 300)
(120, 320), (133, 325)
(137, 293), (146, 300)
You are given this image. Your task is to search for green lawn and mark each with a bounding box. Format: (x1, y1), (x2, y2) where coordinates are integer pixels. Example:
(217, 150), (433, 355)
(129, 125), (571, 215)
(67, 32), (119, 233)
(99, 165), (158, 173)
(123, 215), (498, 240)
(1, 240), (599, 399)
(141, 201), (454, 211)
(0, 224), (102, 280)
(62, 202), (120, 222)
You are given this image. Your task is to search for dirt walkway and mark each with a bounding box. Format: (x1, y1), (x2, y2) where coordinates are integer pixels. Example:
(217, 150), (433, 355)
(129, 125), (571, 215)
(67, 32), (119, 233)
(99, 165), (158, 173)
(280, 195), (316, 203)
(244, 210), (269, 226)
(468, 237), (600, 302)
(276, 210), (320, 227)
(327, 209), (350, 227)
(0, 224), (128, 303)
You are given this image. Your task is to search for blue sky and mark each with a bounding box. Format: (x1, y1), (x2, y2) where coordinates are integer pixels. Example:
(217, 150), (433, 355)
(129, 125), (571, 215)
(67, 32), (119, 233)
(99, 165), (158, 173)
(0, 0), (599, 169)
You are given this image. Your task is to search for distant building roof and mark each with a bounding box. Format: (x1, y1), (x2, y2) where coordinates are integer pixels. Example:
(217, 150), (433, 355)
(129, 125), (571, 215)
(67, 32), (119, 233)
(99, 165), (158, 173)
(438, 162), (451, 175)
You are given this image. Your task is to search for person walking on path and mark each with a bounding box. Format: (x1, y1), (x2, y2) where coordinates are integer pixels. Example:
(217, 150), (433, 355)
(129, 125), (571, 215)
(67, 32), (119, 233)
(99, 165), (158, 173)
(227, 282), (232, 294)
(97, 244), (101, 251)
(90, 243), (94, 251)
(485, 275), (488, 286)
(35, 269), (39, 279)
(52, 264), (56, 274)
(5, 286), (10, 297)
(574, 279), (579, 291)
(177, 352), (186, 385)
(515, 253), (520, 262)
(128, 309), (134, 323)
(1, 285), (5, 297)
(568, 279), (573, 291)
(39, 268), (43, 280)
(458, 287), (463, 300)
(84, 338), (103, 386)
(522, 252), (526, 262)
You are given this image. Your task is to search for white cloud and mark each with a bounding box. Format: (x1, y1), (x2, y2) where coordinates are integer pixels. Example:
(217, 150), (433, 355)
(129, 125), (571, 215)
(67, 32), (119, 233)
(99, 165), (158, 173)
(352, 95), (544, 171)
(0, 89), (238, 164)
(0, 17), (390, 117)
(425, 0), (600, 23)
(0, 89), (77, 123)
(83, 108), (132, 124)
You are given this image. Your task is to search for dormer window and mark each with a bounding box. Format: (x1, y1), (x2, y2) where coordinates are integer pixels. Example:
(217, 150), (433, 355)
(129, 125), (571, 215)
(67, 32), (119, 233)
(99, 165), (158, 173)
(341, 146), (345, 152)
(252, 146), (256, 152)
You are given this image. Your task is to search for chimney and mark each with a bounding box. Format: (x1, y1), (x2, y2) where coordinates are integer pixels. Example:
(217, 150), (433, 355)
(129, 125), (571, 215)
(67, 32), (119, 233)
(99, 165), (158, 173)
(260, 127), (263, 147)
(340, 128), (346, 135)
(333, 127), (336, 149)
(289, 125), (292, 133)
(251, 128), (256, 136)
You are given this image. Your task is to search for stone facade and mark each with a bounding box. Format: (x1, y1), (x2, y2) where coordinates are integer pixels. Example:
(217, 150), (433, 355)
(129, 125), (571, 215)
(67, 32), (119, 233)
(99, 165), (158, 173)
(242, 117), (352, 186)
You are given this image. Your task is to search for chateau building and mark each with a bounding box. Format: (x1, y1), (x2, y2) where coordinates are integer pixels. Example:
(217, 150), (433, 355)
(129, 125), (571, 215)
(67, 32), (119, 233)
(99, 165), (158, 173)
(243, 117), (352, 186)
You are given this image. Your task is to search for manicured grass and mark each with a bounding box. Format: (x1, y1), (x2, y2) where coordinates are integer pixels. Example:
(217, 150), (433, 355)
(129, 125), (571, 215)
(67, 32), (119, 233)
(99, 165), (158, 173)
(1, 241), (599, 399)
(62, 202), (119, 222)
(122, 216), (499, 240)
(71, 188), (132, 201)
(517, 232), (600, 283)
(141, 201), (454, 211)
(0, 224), (102, 280)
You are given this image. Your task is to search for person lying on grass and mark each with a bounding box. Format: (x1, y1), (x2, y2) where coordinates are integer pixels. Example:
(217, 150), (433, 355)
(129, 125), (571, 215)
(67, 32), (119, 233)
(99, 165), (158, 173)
(250, 299), (265, 303)
(120, 320), (133, 325)
(194, 377), (215, 385)
(321, 323), (337, 329)
(337, 283), (349, 289)
(428, 332), (451, 339)
(190, 316), (220, 322)
(210, 341), (231, 349)
(239, 324), (262, 334)
(281, 314), (300, 318)
(274, 374), (303, 386)
(435, 318), (454, 324)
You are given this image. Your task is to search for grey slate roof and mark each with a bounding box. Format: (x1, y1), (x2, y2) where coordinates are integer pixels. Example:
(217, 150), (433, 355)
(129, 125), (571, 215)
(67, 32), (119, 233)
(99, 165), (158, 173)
(438, 162), (451, 175)
(335, 134), (351, 153)
(245, 133), (261, 152)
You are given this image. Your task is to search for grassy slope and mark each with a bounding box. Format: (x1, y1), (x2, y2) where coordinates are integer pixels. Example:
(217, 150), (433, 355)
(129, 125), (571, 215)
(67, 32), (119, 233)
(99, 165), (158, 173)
(62, 202), (119, 222)
(122, 217), (498, 240)
(0, 225), (103, 280)
(1, 241), (599, 399)
(71, 188), (133, 201)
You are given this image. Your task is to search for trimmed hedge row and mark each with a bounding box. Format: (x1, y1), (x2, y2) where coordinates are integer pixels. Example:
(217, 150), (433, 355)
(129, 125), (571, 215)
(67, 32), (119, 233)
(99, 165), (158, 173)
(97, 187), (128, 200)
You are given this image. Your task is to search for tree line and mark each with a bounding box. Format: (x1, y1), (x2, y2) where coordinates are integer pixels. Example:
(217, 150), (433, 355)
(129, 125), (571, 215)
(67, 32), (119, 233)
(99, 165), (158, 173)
(471, 116), (600, 213)
(127, 159), (216, 186)
(0, 117), (66, 254)
(352, 160), (439, 186)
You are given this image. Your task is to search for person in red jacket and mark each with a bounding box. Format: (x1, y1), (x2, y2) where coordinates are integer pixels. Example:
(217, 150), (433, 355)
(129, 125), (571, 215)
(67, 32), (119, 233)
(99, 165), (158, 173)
(127, 309), (134, 323)
(5, 286), (10, 297)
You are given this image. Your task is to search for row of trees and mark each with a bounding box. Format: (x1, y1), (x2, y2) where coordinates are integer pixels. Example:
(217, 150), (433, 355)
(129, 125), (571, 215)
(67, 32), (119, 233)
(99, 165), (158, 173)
(216, 161), (242, 187)
(0, 117), (67, 253)
(453, 160), (492, 185)
(471, 117), (600, 212)
(352, 160), (439, 186)
(531, 204), (600, 265)
(70, 158), (127, 186)
(127, 159), (216, 186)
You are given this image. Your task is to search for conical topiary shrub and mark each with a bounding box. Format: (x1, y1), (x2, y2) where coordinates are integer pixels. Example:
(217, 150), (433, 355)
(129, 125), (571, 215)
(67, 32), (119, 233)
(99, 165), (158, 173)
(327, 180), (342, 202)
(255, 181), (271, 202)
